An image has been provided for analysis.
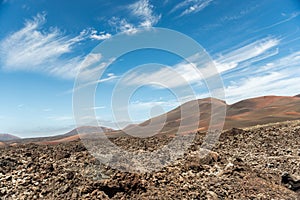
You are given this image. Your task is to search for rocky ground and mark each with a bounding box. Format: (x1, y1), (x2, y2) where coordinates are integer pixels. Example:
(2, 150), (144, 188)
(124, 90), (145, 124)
(1, 120), (300, 199)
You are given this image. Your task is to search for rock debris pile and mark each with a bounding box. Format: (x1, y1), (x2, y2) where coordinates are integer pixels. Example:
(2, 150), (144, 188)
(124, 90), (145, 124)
(0, 120), (300, 199)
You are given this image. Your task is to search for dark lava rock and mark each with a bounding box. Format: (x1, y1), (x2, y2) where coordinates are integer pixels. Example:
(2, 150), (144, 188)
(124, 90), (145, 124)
(0, 120), (300, 199)
(281, 172), (300, 192)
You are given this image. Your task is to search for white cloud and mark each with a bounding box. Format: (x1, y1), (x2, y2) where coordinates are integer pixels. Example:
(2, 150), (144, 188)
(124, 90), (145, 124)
(121, 37), (280, 89)
(220, 5), (258, 22)
(65, 71), (118, 94)
(47, 56), (85, 79)
(121, 55), (206, 89)
(0, 13), (109, 79)
(213, 37), (280, 74)
(257, 51), (300, 73)
(109, 17), (138, 35)
(0, 14), (81, 72)
(80, 53), (102, 69)
(82, 106), (106, 111)
(214, 37), (279, 71)
(254, 11), (300, 33)
(90, 30), (112, 40)
(225, 73), (300, 104)
(93, 106), (106, 110)
(129, 0), (161, 28)
(171, 0), (213, 17)
(109, 0), (160, 34)
(225, 51), (300, 103)
(76, 57), (116, 82)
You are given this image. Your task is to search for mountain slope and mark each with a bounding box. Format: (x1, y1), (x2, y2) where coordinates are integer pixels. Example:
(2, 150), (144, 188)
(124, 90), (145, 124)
(225, 95), (300, 129)
(40, 126), (116, 144)
(123, 95), (300, 136)
(6, 95), (300, 145)
(123, 98), (226, 136)
(0, 133), (20, 141)
(63, 126), (114, 137)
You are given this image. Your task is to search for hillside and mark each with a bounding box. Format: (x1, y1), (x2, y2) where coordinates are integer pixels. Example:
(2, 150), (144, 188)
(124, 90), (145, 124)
(3, 126), (115, 145)
(0, 120), (299, 199)
(225, 95), (300, 129)
(5, 95), (300, 145)
(122, 95), (300, 137)
(63, 126), (114, 137)
(0, 133), (20, 141)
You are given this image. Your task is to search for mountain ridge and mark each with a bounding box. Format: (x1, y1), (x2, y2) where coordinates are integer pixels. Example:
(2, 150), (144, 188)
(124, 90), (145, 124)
(0, 133), (21, 141)
(2, 94), (300, 145)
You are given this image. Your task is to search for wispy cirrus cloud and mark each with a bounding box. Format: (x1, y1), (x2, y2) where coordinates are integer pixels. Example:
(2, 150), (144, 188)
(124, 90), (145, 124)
(170, 0), (213, 17)
(64, 72), (119, 95)
(109, 0), (161, 34)
(120, 57), (205, 89)
(128, 0), (161, 28)
(253, 11), (300, 33)
(201, 5), (259, 31)
(225, 51), (300, 103)
(109, 17), (138, 35)
(0, 13), (85, 79)
(220, 4), (259, 23)
(122, 36), (280, 89)
(214, 37), (280, 73)
(225, 72), (300, 104)
(0, 13), (111, 79)
(169, 50), (300, 104)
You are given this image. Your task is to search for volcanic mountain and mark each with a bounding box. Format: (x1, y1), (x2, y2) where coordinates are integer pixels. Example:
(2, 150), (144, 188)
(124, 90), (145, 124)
(2, 126), (114, 145)
(225, 95), (300, 128)
(35, 126), (115, 145)
(122, 95), (300, 136)
(0, 133), (20, 141)
(3, 94), (300, 145)
(63, 126), (114, 137)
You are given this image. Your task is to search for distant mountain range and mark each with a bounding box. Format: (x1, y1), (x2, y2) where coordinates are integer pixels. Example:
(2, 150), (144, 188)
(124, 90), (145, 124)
(0, 133), (20, 141)
(1, 94), (300, 145)
(63, 126), (114, 137)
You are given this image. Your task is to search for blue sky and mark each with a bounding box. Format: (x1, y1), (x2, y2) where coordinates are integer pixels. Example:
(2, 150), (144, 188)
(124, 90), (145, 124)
(0, 0), (300, 137)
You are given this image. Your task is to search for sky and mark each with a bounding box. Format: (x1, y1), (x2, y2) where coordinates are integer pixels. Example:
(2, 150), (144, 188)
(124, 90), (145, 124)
(0, 0), (300, 137)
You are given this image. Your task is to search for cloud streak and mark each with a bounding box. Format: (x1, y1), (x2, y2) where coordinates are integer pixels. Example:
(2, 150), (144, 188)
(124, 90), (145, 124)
(122, 36), (280, 89)
(0, 13), (112, 79)
(225, 51), (300, 103)
(109, 17), (138, 35)
(171, 0), (213, 17)
(121, 56), (205, 89)
(0, 14), (83, 78)
(109, 0), (161, 34)
(253, 12), (300, 33)
(129, 0), (161, 28)
(214, 37), (280, 73)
